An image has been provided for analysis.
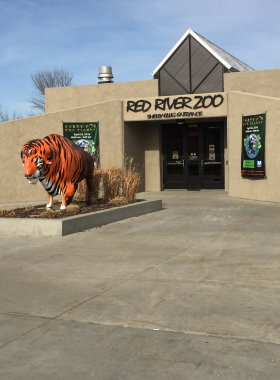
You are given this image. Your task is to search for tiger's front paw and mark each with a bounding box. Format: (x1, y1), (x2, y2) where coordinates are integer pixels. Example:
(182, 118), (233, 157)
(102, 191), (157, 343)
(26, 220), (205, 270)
(60, 205), (66, 210)
(46, 205), (53, 209)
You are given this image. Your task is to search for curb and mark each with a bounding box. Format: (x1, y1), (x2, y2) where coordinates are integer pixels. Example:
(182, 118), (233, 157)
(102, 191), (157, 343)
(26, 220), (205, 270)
(0, 200), (162, 237)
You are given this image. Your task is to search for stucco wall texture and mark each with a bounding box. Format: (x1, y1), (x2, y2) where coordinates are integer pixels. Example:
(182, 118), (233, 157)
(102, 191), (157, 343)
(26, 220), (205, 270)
(45, 80), (158, 113)
(124, 122), (162, 192)
(0, 100), (123, 204)
(224, 69), (280, 99)
(227, 91), (280, 202)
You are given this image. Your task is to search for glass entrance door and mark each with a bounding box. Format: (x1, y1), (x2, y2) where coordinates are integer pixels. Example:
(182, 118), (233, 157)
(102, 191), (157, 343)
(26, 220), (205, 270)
(200, 123), (224, 189)
(162, 122), (224, 190)
(187, 126), (200, 190)
(162, 125), (187, 189)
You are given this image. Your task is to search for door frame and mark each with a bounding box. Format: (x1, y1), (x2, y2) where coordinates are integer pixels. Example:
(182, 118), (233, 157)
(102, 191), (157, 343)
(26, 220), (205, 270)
(162, 121), (225, 190)
(162, 124), (187, 189)
(199, 121), (225, 189)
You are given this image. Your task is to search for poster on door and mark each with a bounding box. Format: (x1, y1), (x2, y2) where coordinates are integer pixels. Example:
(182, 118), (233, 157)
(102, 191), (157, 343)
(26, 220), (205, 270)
(241, 114), (266, 178)
(63, 122), (99, 157)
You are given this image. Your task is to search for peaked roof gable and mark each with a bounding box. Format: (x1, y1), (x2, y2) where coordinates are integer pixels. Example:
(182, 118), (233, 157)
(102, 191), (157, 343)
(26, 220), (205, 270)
(152, 29), (254, 75)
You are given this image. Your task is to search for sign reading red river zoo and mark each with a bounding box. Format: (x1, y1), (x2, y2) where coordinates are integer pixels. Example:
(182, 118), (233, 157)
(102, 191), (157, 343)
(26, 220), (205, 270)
(63, 122), (99, 157)
(241, 114), (266, 178)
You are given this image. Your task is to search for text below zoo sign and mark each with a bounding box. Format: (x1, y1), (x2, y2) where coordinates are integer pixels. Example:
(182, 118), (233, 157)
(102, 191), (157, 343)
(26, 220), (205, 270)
(126, 94), (224, 120)
(63, 122), (99, 156)
(241, 114), (266, 179)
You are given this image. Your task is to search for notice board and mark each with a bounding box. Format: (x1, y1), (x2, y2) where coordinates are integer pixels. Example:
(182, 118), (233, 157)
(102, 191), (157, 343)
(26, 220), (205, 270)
(63, 122), (99, 157)
(241, 114), (266, 178)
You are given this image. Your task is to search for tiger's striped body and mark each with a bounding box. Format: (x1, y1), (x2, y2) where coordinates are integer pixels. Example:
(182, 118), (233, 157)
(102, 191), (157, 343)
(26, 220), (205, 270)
(21, 134), (94, 209)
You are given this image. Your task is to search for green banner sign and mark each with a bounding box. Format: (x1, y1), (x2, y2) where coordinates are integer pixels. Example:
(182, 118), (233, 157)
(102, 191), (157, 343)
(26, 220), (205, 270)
(63, 122), (99, 157)
(241, 114), (266, 178)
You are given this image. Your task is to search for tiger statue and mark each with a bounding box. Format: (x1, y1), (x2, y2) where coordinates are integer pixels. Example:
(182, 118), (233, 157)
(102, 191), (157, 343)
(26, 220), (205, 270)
(21, 134), (94, 210)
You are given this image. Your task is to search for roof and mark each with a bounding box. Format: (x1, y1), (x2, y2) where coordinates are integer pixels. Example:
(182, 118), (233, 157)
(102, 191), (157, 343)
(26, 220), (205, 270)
(152, 29), (254, 75)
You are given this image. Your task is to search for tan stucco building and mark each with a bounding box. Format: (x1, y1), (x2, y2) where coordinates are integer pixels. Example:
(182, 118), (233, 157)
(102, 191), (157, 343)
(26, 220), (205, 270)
(1, 29), (280, 204)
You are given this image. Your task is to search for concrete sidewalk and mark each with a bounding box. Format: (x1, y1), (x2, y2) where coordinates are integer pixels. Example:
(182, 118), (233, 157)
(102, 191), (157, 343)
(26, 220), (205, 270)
(0, 190), (280, 379)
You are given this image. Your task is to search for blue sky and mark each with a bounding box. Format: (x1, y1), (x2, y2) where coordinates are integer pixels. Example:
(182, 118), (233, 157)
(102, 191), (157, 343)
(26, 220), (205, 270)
(1, 0), (280, 117)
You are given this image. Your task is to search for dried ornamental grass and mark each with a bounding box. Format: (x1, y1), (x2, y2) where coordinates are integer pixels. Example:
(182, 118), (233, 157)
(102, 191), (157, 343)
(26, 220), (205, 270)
(101, 170), (109, 202)
(25, 205), (34, 211)
(66, 204), (80, 212)
(121, 157), (141, 201)
(108, 196), (128, 205)
(73, 167), (103, 202)
(122, 172), (141, 201)
(73, 179), (87, 202)
(103, 166), (122, 202)
(39, 210), (61, 218)
(73, 159), (141, 204)
(0, 209), (15, 217)
(92, 167), (102, 199)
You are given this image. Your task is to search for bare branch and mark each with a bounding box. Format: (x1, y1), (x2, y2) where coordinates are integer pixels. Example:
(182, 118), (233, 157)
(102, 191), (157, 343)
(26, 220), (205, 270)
(26, 110), (40, 117)
(11, 111), (23, 120)
(0, 104), (22, 122)
(0, 104), (9, 122)
(29, 69), (74, 112)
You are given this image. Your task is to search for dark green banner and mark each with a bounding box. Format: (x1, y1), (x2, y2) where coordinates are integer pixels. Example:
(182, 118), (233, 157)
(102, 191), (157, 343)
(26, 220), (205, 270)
(241, 114), (266, 178)
(63, 122), (99, 157)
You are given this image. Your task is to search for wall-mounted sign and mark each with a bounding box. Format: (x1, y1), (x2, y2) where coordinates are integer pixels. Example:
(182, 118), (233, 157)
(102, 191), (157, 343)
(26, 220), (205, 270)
(63, 122), (99, 157)
(241, 114), (266, 178)
(126, 95), (224, 117)
(172, 151), (179, 159)
(209, 145), (215, 160)
(147, 111), (203, 119)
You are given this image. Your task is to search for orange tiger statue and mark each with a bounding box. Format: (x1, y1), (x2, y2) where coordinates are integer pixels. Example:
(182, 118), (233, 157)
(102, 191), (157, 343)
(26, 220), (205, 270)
(21, 134), (94, 210)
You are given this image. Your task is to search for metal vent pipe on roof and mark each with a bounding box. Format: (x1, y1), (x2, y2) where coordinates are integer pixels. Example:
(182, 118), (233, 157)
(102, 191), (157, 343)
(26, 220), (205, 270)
(98, 66), (114, 84)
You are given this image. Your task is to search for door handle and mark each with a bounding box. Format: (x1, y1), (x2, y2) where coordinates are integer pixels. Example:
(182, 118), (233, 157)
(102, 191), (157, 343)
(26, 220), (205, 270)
(201, 160), (204, 167)
(183, 159), (185, 167)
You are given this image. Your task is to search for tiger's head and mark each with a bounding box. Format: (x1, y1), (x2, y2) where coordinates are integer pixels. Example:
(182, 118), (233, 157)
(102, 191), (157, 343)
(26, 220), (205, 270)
(21, 140), (53, 184)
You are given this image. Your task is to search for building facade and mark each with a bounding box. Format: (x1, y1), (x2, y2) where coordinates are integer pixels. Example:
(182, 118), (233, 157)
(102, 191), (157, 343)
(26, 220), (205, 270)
(1, 29), (280, 204)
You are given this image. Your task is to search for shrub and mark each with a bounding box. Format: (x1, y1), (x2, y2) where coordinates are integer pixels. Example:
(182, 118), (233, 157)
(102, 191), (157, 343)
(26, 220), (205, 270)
(39, 210), (61, 218)
(25, 205), (34, 211)
(102, 166), (122, 202)
(74, 166), (103, 202)
(0, 209), (15, 217)
(73, 179), (87, 202)
(121, 157), (141, 201)
(92, 167), (102, 199)
(72, 157), (141, 204)
(66, 204), (80, 212)
(108, 196), (128, 205)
